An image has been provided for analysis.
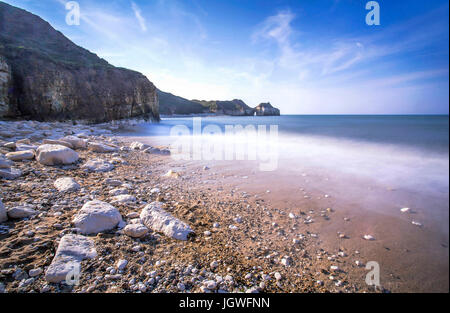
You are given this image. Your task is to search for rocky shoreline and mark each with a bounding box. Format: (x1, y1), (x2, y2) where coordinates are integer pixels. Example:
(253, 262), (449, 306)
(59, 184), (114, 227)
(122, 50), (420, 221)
(0, 119), (382, 293)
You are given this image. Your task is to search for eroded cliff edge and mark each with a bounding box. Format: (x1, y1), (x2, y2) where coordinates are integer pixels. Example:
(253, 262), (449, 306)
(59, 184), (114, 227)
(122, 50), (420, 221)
(0, 2), (159, 123)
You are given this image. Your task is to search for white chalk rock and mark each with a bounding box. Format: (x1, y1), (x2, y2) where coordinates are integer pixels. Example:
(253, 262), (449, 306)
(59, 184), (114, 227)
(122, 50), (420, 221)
(140, 201), (193, 240)
(363, 234), (375, 241)
(72, 200), (123, 234)
(15, 143), (38, 151)
(5, 150), (34, 161)
(82, 159), (114, 172)
(45, 234), (97, 283)
(0, 155), (13, 168)
(123, 224), (149, 238)
(130, 141), (150, 150)
(0, 167), (22, 180)
(36, 144), (79, 165)
(400, 207), (411, 213)
(88, 142), (118, 153)
(54, 177), (80, 193)
(61, 136), (87, 149)
(7, 204), (37, 219)
(111, 194), (136, 204)
(0, 199), (7, 223)
(42, 139), (73, 149)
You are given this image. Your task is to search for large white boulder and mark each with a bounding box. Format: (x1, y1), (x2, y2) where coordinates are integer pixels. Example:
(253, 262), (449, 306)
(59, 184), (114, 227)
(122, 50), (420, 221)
(140, 202), (193, 240)
(5, 150), (34, 161)
(82, 159), (114, 172)
(0, 167), (22, 180)
(54, 177), (80, 193)
(61, 136), (87, 149)
(88, 142), (118, 153)
(36, 144), (79, 166)
(0, 199), (6, 223)
(72, 200), (123, 234)
(45, 234), (97, 283)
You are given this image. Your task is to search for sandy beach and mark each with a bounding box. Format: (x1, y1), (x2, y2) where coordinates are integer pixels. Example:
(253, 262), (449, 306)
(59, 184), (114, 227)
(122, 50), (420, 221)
(1, 119), (447, 293)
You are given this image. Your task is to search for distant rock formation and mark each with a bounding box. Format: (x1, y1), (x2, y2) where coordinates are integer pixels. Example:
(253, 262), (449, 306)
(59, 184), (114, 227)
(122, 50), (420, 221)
(0, 2), (159, 123)
(159, 90), (280, 116)
(192, 99), (255, 116)
(254, 102), (280, 116)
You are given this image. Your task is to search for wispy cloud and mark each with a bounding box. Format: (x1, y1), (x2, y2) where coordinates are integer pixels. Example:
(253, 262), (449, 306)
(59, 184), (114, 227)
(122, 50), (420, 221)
(131, 1), (147, 32)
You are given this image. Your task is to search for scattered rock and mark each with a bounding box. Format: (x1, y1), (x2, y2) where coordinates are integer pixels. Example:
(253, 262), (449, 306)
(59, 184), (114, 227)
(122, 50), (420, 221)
(400, 208), (411, 213)
(116, 259), (128, 270)
(363, 234), (375, 241)
(82, 159), (114, 172)
(62, 136), (87, 149)
(72, 200), (123, 234)
(111, 194), (136, 204)
(42, 139), (73, 149)
(140, 201), (193, 240)
(123, 224), (148, 238)
(7, 204), (37, 219)
(0, 155), (13, 168)
(36, 144), (79, 165)
(5, 150), (34, 161)
(29, 268), (43, 277)
(54, 177), (80, 193)
(0, 167), (22, 179)
(45, 234), (97, 283)
(88, 142), (118, 153)
(0, 199), (6, 223)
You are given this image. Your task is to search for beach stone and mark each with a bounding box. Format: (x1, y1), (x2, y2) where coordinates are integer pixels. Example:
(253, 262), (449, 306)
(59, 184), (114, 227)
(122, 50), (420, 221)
(111, 194), (136, 204)
(15, 143), (38, 151)
(140, 201), (193, 240)
(72, 200), (123, 234)
(62, 136), (87, 149)
(42, 139), (73, 149)
(29, 268), (43, 277)
(0, 155), (13, 168)
(82, 159), (114, 172)
(123, 224), (149, 238)
(7, 204), (37, 219)
(54, 177), (80, 193)
(0, 167), (22, 179)
(116, 259), (128, 270)
(109, 188), (128, 196)
(88, 142), (118, 153)
(6, 150), (34, 161)
(36, 144), (79, 165)
(45, 234), (97, 283)
(0, 199), (6, 223)
(16, 139), (30, 145)
(130, 141), (149, 150)
(104, 178), (122, 186)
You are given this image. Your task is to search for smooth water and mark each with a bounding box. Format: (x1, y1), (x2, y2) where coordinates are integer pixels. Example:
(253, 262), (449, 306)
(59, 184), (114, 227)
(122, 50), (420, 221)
(129, 115), (449, 196)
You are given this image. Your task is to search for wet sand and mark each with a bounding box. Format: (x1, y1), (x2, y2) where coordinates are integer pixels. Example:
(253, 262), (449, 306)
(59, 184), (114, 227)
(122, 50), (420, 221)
(122, 133), (449, 293)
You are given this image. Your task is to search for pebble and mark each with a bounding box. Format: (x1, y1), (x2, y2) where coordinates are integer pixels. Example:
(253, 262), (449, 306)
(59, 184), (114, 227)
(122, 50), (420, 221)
(116, 259), (128, 270)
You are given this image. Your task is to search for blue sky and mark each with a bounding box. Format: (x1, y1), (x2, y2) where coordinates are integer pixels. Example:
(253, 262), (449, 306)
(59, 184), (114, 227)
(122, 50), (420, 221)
(4, 0), (449, 114)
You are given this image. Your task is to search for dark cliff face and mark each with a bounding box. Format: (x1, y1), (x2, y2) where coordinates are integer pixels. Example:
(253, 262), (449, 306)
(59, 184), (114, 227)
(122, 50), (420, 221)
(0, 2), (159, 122)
